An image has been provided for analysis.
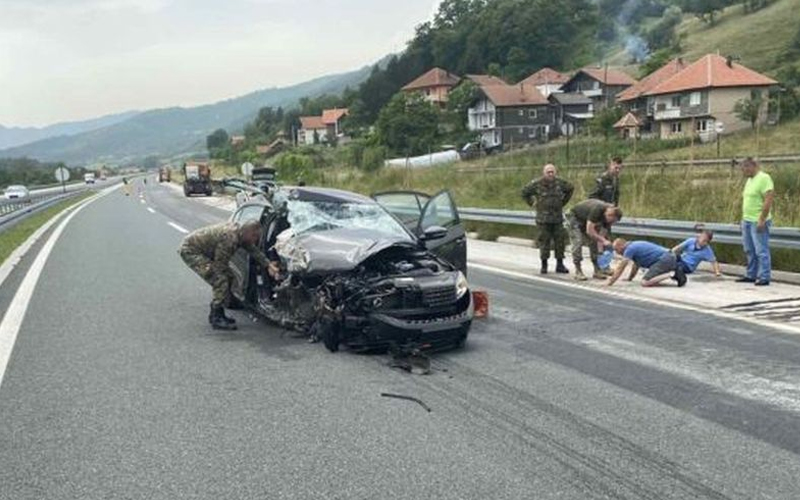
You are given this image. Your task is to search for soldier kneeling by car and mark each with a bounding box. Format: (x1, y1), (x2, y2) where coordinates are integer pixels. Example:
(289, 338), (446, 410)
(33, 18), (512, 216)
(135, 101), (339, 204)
(179, 220), (280, 330)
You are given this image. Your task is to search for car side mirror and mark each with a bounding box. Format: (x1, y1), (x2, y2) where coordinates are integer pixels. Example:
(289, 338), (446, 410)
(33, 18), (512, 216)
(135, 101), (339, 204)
(421, 225), (447, 241)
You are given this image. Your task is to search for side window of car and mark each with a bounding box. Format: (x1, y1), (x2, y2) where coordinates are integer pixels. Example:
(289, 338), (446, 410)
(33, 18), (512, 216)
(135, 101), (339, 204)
(232, 208), (245, 223)
(422, 192), (457, 229)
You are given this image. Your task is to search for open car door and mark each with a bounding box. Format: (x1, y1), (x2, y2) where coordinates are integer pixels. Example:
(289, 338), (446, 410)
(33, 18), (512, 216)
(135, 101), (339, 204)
(373, 190), (467, 275)
(228, 204), (268, 303)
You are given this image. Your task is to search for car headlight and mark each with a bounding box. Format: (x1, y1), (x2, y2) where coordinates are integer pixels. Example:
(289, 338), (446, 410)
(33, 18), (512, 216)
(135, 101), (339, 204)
(455, 271), (469, 299)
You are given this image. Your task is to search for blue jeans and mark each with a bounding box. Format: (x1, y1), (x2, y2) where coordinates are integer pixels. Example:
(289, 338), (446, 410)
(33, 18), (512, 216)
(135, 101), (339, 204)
(742, 220), (772, 282)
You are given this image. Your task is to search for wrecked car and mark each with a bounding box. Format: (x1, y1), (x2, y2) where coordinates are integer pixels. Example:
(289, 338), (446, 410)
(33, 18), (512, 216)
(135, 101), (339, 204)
(227, 186), (472, 352)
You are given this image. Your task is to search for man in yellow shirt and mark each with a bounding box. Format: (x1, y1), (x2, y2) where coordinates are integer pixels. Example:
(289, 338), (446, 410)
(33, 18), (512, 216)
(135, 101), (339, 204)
(738, 157), (775, 286)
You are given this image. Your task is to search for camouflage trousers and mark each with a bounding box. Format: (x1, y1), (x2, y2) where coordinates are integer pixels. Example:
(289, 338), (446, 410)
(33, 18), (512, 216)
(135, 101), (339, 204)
(179, 248), (230, 307)
(567, 215), (608, 267)
(537, 222), (567, 260)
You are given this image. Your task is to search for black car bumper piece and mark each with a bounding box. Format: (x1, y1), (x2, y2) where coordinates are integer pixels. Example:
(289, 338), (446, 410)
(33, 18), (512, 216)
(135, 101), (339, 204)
(340, 293), (473, 352)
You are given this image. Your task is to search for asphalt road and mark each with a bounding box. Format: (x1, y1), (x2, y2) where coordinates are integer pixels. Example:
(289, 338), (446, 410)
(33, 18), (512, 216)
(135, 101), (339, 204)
(1, 177), (799, 499)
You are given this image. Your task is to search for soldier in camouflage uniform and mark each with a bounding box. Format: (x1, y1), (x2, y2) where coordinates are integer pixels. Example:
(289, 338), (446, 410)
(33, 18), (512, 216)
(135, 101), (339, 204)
(589, 156), (623, 206)
(522, 164), (574, 274)
(179, 220), (273, 330)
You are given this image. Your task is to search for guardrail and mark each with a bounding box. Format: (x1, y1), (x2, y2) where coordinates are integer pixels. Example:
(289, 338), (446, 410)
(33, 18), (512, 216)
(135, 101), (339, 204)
(458, 207), (800, 250)
(218, 178), (800, 250)
(0, 189), (88, 232)
(455, 153), (800, 173)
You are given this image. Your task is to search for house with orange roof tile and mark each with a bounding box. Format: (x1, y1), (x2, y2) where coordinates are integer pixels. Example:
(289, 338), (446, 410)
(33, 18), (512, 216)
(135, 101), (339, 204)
(520, 67), (570, 97)
(642, 54), (777, 140)
(561, 66), (637, 108)
(297, 116), (327, 145)
(401, 67), (461, 107)
(467, 83), (552, 150)
(616, 57), (688, 134)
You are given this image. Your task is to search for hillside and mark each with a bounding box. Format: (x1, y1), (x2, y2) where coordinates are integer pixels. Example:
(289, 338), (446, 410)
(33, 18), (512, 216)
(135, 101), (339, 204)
(0, 110), (140, 150)
(0, 64), (376, 165)
(608, 0), (800, 76)
(678, 0), (800, 75)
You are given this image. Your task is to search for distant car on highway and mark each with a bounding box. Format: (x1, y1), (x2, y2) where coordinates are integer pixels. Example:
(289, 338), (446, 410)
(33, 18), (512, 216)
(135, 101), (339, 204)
(3, 185), (31, 202)
(227, 186), (471, 353)
(84, 173), (96, 184)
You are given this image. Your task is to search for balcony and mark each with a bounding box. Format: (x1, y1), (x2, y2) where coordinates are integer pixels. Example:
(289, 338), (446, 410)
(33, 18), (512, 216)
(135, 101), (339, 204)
(654, 108), (681, 120)
(582, 88), (602, 97)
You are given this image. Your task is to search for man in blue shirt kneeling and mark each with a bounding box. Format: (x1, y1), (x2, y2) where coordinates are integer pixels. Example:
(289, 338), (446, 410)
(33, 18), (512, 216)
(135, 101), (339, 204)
(605, 239), (686, 287)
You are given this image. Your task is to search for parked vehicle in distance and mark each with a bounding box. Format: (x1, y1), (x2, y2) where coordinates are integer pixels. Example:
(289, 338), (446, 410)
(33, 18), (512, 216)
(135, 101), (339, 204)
(182, 162), (212, 196)
(84, 173), (96, 184)
(3, 185), (31, 202)
(227, 186), (472, 353)
(158, 167), (171, 183)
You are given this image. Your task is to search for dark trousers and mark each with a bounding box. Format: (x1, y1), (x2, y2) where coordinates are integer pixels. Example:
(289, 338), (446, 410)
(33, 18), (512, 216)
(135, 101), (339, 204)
(537, 222), (567, 260)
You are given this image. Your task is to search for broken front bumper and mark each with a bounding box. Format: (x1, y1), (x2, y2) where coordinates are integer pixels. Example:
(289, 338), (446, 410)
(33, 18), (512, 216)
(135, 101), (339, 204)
(341, 293), (473, 351)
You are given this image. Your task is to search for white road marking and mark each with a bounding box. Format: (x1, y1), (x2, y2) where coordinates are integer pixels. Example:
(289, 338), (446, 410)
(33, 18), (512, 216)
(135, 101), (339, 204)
(168, 222), (189, 234)
(147, 207), (156, 214)
(469, 262), (800, 336)
(0, 186), (118, 388)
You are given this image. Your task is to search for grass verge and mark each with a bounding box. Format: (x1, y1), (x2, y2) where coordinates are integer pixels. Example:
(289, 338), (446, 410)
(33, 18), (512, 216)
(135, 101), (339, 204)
(0, 192), (94, 266)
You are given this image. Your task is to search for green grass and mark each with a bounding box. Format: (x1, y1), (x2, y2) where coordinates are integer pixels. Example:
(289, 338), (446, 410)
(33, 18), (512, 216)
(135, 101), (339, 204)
(678, 0), (800, 75)
(0, 192), (94, 266)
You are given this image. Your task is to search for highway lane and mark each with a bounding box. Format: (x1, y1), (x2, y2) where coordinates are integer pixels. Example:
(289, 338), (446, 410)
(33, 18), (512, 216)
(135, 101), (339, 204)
(0, 177), (799, 499)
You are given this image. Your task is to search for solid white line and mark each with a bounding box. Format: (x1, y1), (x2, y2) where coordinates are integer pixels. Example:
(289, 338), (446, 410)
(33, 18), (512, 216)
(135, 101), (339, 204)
(0, 189), (113, 388)
(469, 262), (800, 336)
(147, 207), (156, 214)
(168, 222), (189, 234)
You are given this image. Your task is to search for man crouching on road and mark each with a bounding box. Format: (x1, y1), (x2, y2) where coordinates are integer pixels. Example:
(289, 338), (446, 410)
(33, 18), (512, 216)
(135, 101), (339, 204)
(606, 238), (686, 288)
(568, 199), (622, 281)
(179, 220), (276, 330)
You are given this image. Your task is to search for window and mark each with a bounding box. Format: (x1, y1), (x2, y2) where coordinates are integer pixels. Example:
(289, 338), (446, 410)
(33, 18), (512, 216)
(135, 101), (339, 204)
(528, 109), (538, 119)
(518, 109), (525, 117)
(696, 120), (708, 132)
(235, 205), (264, 223)
(671, 95), (681, 108)
(690, 92), (701, 106)
(519, 127), (525, 134)
(529, 128), (537, 138)
(671, 122), (683, 134)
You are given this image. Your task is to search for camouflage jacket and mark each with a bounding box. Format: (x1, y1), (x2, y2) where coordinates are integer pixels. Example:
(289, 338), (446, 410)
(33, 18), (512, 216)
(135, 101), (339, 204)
(180, 222), (269, 277)
(589, 172), (620, 206)
(521, 177), (574, 224)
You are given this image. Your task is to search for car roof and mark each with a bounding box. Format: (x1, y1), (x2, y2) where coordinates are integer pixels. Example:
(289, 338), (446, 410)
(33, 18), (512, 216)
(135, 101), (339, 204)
(6, 185), (26, 190)
(277, 186), (376, 204)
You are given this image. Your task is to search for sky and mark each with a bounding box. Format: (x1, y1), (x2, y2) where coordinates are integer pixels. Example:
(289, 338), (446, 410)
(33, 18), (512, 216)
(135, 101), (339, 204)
(0, 0), (441, 128)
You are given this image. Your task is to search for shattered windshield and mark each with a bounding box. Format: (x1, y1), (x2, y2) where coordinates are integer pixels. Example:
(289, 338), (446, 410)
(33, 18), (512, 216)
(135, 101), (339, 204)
(285, 199), (413, 241)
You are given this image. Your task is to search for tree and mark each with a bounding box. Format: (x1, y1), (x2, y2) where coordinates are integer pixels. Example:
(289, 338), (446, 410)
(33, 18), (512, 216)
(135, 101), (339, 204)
(734, 91), (765, 129)
(206, 128), (229, 151)
(444, 81), (479, 144)
(676, 0), (733, 25)
(644, 6), (683, 51)
(639, 48), (675, 78)
(589, 107), (624, 140)
(375, 93), (441, 156)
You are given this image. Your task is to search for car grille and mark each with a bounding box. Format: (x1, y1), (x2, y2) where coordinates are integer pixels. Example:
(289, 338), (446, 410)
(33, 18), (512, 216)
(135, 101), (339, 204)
(422, 285), (457, 308)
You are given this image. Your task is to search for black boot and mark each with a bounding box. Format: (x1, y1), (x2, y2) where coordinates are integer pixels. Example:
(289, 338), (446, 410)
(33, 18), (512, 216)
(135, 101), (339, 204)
(540, 259), (548, 274)
(555, 259), (569, 274)
(220, 308), (237, 326)
(210, 305), (237, 331)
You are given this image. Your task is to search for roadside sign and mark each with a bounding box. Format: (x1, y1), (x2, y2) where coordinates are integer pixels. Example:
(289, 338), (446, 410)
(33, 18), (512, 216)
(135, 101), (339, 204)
(54, 167), (70, 182)
(241, 162), (254, 177)
(560, 122), (575, 136)
(715, 122), (725, 134)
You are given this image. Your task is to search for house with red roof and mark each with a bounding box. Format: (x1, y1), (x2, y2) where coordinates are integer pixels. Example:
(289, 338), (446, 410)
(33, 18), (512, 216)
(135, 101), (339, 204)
(560, 66), (636, 108)
(467, 83), (552, 150)
(401, 67), (461, 107)
(642, 54), (777, 140)
(520, 67), (570, 97)
(616, 57), (688, 134)
(297, 108), (349, 145)
(297, 116), (326, 145)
